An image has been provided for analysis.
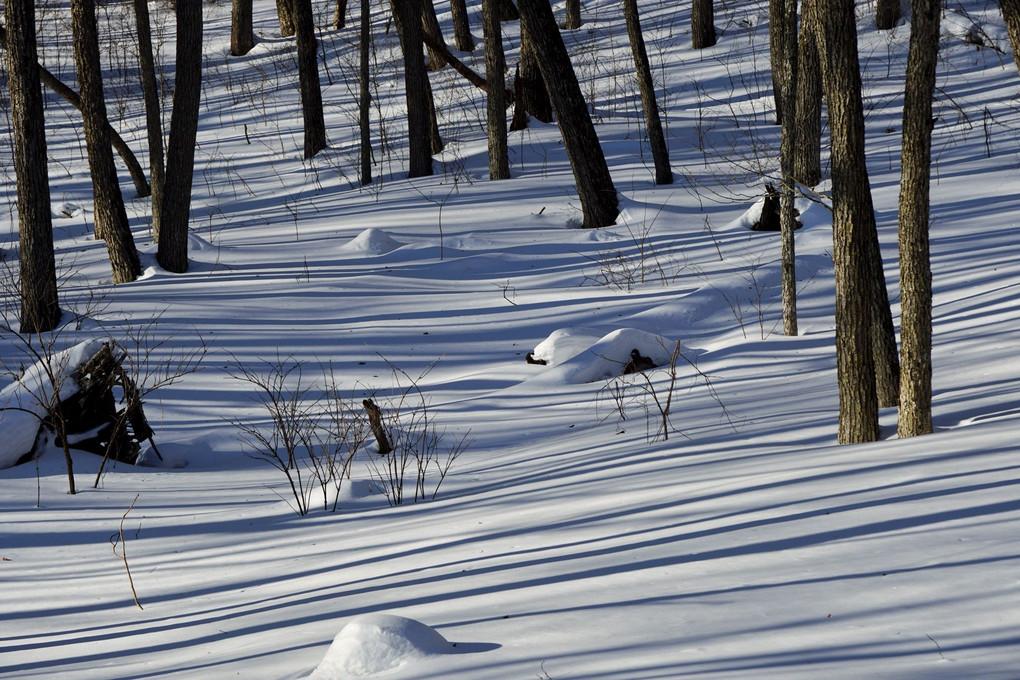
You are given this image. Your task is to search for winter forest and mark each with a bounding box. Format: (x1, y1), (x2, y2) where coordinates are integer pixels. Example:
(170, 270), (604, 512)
(2, 0), (1020, 677)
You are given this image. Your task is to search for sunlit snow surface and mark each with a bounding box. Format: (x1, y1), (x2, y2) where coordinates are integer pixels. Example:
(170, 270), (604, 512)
(2, 0), (1020, 678)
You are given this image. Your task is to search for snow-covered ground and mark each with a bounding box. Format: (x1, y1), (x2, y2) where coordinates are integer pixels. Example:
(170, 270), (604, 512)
(2, 0), (1020, 677)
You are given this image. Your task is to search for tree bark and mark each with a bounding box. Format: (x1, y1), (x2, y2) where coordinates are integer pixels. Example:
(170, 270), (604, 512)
(6, 0), (61, 334)
(421, 0), (448, 70)
(691, 0), (717, 49)
(769, 0), (792, 124)
(393, 0), (434, 177)
(450, 0), (475, 51)
(897, 0), (940, 437)
(818, 0), (880, 443)
(517, 0), (618, 228)
(334, 0), (349, 29)
(793, 0), (822, 187)
(71, 0), (141, 283)
(1000, 0), (1020, 79)
(563, 0), (581, 29)
(876, 0), (902, 30)
(623, 0), (672, 185)
(231, 0), (255, 55)
(777, 0), (798, 335)
(510, 18), (553, 130)
(482, 0), (509, 179)
(133, 0), (164, 235)
(294, 0), (327, 158)
(157, 0), (203, 274)
(359, 0), (373, 185)
(276, 0), (295, 37)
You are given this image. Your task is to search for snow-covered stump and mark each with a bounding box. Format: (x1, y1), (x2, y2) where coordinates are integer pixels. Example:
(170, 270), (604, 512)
(0, 340), (154, 469)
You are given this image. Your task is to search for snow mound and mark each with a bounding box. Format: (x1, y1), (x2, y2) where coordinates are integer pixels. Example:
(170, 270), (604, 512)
(309, 614), (454, 678)
(529, 328), (678, 384)
(341, 228), (404, 256)
(0, 339), (105, 468)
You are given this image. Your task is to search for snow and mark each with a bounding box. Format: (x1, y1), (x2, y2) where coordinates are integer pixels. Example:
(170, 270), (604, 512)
(2, 0), (1020, 678)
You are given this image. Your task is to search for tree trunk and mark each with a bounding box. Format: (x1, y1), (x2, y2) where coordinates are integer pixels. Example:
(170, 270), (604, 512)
(276, 0), (295, 37)
(777, 0), (798, 335)
(897, 0), (940, 437)
(691, 0), (716, 49)
(450, 0), (475, 51)
(334, 0), (349, 29)
(157, 0), (203, 274)
(497, 0), (519, 22)
(71, 0), (141, 284)
(769, 0), (792, 124)
(510, 18), (553, 130)
(133, 0), (165, 239)
(421, 0), (448, 70)
(294, 0), (327, 158)
(999, 0), (1020, 79)
(359, 0), (373, 185)
(623, 0), (672, 185)
(517, 0), (618, 228)
(231, 0), (255, 55)
(818, 0), (880, 443)
(0, 23), (151, 199)
(393, 0), (434, 177)
(876, 0), (902, 30)
(793, 0), (822, 187)
(482, 0), (509, 179)
(563, 0), (581, 29)
(6, 0), (61, 334)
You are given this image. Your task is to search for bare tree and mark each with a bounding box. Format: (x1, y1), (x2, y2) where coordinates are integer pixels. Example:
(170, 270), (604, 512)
(793, 0), (822, 187)
(876, 0), (902, 30)
(231, 0), (255, 55)
(421, 1), (448, 70)
(157, 0), (204, 274)
(482, 0), (509, 179)
(563, 0), (581, 29)
(776, 0), (798, 334)
(691, 0), (716, 49)
(623, 0), (672, 185)
(1000, 0), (1020, 79)
(818, 0), (881, 443)
(71, 0), (141, 284)
(5, 0), (60, 333)
(294, 0), (327, 158)
(769, 0), (792, 124)
(333, 0), (349, 29)
(133, 0), (165, 237)
(393, 0), (434, 177)
(510, 18), (553, 130)
(276, 0), (295, 37)
(897, 0), (941, 437)
(516, 0), (619, 228)
(359, 0), (373, 185)
(450, 0), (475, 51)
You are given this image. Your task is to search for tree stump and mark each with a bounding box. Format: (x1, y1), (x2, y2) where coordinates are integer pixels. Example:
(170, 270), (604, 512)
(362, 398), (392, 455)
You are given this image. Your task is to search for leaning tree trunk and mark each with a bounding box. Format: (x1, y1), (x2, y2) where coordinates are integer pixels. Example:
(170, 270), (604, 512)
(231, 0), (255, 55)
(999, 0), (1020, 79)
(157, 0), (203, 274)
(482, 0), (509, 179)
(563, 0), (581, 29)
(624, 0), (672, 185)
(450, 0), (475, 51)
(897, 0), (940, 437)
(517, 0), (619, 228)
(71, 0), (141, 284)
(510, 18), (553, 130)
(777, 0), (798, 335)
(393, 0), (434, 177)
(793, 0), (822, 187)
(359, 0), (372, 185)
(819, 0), (880, 443)
(691, 0), (716, 49)
(294, 0), (327, 158)
(421, 0), (448, 70)
(133, 0), (164, 238)
(6, 0), (61, 334)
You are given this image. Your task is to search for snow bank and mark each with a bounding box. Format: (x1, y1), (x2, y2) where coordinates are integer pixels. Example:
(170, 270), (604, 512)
(0, 339), (104, 468)
(309, 614), (454, 678)
(529, 327), (679, 384)
(339, 228), (404, 256)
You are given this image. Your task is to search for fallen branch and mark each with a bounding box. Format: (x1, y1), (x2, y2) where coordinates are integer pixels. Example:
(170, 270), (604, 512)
(111, 494), (143, 610)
